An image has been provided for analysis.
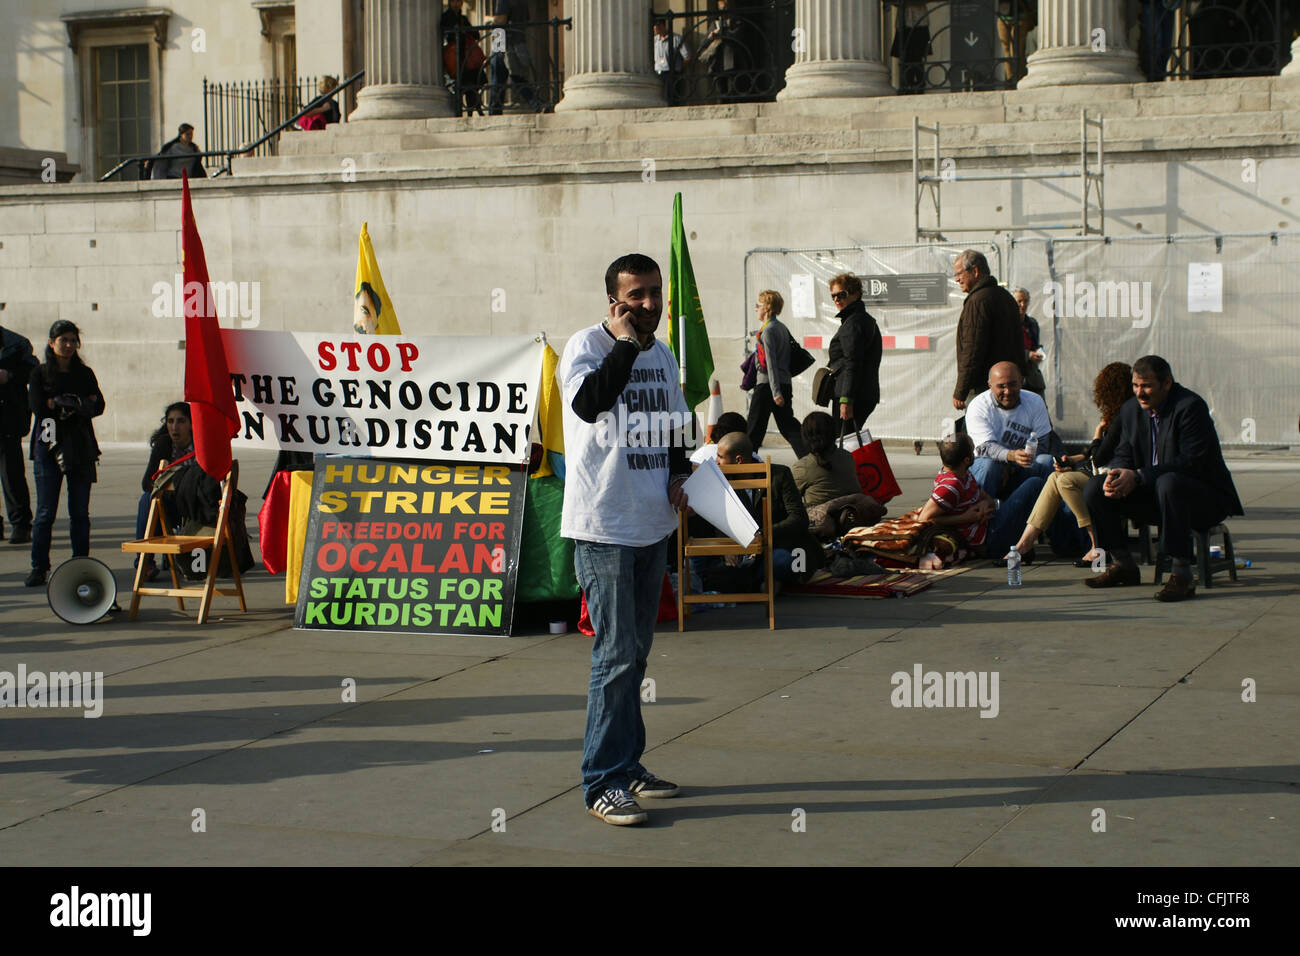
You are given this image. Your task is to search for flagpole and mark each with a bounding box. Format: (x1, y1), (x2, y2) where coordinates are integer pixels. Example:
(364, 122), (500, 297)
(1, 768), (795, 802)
(679, 313), (687, 389)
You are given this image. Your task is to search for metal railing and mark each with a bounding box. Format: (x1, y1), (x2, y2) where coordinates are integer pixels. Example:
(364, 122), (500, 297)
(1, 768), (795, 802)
(655, 1), (795, 106)
(203, 75), (344, 173)
(99, 70), (363, 182)
(443, 17), (572, 116)
(1140, 0), (1293, 81)
(882, 0), (1033, 94)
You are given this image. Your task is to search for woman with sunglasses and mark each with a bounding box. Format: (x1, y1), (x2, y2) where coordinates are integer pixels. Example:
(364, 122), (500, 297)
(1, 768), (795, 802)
(25, 321), (105, 587)
(826, 273), (883, 434)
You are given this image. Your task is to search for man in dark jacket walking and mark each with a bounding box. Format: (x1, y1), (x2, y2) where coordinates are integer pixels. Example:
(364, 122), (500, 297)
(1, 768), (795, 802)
(0, 325), (37, 543)
(951, 250), (1024, 410)
(1082, 355), (1243, 602)
(827, 273), (883, 433)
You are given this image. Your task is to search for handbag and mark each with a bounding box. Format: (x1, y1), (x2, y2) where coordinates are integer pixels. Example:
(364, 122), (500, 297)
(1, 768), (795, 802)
(811, 367), (836, 406)
(839, 425), (902, 504)
(739, 351), (758, 391)
(443, 39), (486, 74)
(789, 342), (815, 377)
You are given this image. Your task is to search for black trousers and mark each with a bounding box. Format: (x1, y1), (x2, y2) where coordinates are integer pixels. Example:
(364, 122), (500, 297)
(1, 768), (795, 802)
(1083, 471), (1227, 561)
(747, 383), (807, 457)
(0, 434), (31, 530)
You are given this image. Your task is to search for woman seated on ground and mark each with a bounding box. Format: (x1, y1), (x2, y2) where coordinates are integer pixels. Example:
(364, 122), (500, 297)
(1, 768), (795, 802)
(135, 401), (194, 581)
(792, 411), (884, 540)
(1011, 361), (1132, 564)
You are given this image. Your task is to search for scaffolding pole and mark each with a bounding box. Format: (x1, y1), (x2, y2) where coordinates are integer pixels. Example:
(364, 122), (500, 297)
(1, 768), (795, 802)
(914, 110), (1105, 241)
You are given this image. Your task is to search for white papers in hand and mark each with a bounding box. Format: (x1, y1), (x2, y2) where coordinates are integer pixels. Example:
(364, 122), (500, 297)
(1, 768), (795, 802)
(681, 457), (759, 548)
(690, 443), (719, 465)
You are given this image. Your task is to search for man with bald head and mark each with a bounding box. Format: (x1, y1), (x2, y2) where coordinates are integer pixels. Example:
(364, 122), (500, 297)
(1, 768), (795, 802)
(965, 361), (1061, 501)
(713, 431), (822, 583)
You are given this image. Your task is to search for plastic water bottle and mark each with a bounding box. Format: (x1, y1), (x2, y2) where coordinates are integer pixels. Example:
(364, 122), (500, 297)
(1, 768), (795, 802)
(1024, 432), (1038, 461)
(1006, 546), (1022, 587)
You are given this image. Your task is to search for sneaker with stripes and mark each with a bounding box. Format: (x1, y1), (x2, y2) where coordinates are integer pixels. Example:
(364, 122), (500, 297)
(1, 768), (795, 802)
(627, 768), (679, 799)
(588, 787), (648, 825)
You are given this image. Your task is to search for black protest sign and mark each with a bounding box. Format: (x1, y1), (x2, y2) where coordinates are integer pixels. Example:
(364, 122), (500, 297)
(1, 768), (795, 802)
(295, 458), (527, 635)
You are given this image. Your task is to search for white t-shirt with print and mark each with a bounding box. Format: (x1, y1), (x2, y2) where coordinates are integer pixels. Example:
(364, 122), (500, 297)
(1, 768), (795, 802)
(559, 323), (692, 547)
(966, 388), (1053, 461)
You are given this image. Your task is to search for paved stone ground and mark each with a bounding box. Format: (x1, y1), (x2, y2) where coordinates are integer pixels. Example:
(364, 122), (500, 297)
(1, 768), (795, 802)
(1, 445), (1296, 866)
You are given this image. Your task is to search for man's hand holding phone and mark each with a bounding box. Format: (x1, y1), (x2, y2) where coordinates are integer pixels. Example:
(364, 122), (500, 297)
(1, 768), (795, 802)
(608, 296), (638, 341)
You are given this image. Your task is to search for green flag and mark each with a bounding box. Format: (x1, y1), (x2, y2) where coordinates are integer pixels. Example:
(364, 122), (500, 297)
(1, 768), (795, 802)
(667, 192), (715, 410)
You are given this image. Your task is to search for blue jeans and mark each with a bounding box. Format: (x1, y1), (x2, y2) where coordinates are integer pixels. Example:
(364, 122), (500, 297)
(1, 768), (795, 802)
(983, 475), (1090, 558)
(575, 536), (668, 806)
(488, 44), (540, 114)
(970, 453), (1055, 501)
(31, 444), (92, 572)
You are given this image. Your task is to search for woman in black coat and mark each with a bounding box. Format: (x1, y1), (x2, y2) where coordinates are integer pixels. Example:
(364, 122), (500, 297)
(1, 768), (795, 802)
(26, 321), (105, 586)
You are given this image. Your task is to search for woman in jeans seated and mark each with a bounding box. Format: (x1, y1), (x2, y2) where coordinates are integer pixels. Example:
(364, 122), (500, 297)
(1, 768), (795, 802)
(1011, 362), (1131, 564)
(135, 401), (194, 582)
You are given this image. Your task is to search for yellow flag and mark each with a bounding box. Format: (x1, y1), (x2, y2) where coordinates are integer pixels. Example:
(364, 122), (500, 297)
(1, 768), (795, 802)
(353, 222), (401, 335)
(532, 343), (565, 479)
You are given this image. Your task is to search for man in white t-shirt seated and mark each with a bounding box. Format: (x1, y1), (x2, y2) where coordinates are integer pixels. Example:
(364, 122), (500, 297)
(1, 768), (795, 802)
(966, 361), (1061, 501)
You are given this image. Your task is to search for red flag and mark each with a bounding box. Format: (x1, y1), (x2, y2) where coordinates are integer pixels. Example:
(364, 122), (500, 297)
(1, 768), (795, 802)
(181, 172), (239, 480)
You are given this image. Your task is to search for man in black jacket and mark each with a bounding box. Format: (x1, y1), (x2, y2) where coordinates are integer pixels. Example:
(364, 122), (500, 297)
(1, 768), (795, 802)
(827, 273), (882, 433)
(1083, 355), (1243, 602)
(952, 250), (1024, 410)
(0, 325), (37, 543)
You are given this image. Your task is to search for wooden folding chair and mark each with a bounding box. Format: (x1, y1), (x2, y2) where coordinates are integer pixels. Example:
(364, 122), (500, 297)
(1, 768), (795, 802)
(676, 458), (775, 631)
(121, 459), (248, 624)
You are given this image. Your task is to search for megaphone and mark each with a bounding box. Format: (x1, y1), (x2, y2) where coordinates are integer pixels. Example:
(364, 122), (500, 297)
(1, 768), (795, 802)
(47, 557), (118, 625)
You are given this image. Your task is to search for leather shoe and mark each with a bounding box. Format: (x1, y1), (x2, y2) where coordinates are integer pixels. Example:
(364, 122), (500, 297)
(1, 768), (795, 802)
(1085, 562), (1140, 588)
(1155, 574), (1196, 602)
(24, 569), (47, 587)
(9, 525), (31, 545)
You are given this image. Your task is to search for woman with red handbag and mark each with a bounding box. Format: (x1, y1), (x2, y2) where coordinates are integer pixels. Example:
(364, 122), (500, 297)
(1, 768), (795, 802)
(827, 273), (883, 433)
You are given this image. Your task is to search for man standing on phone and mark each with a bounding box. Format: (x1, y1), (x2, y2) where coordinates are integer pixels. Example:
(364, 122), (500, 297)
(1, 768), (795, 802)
(559, 253), (693, 825)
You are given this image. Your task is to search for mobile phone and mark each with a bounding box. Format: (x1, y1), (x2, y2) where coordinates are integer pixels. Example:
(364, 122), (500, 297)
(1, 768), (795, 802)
(1056, 455), (1069, 467)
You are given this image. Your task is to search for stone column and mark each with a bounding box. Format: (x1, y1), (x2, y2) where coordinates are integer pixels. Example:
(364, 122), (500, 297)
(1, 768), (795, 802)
(555, 0), (663, 111)
(1282, 35), (1300, 78)
(351, 0), (454, 120)
(1019, 0), (1143, 88)
(779, 0), (894, 99)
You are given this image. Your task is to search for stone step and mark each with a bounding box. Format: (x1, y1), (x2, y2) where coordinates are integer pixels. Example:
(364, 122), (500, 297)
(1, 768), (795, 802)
(278, 77), (1279, 158)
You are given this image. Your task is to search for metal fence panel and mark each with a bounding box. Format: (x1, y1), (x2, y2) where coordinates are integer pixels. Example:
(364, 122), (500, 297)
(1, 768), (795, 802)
(1008, 233), (1300, 447)
(744, 241), (1001, 442)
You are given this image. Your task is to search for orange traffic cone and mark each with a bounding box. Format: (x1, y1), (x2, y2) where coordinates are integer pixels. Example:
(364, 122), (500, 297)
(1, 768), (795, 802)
(705, 379), (723, 442)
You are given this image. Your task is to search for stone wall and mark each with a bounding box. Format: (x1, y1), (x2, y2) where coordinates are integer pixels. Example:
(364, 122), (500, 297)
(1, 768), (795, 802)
(1, 76), (1297, 442)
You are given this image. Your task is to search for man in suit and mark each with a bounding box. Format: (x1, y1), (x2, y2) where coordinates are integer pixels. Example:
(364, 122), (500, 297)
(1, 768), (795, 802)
(1082, 355), (1243, 602)
(714, 431), (823, 584)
